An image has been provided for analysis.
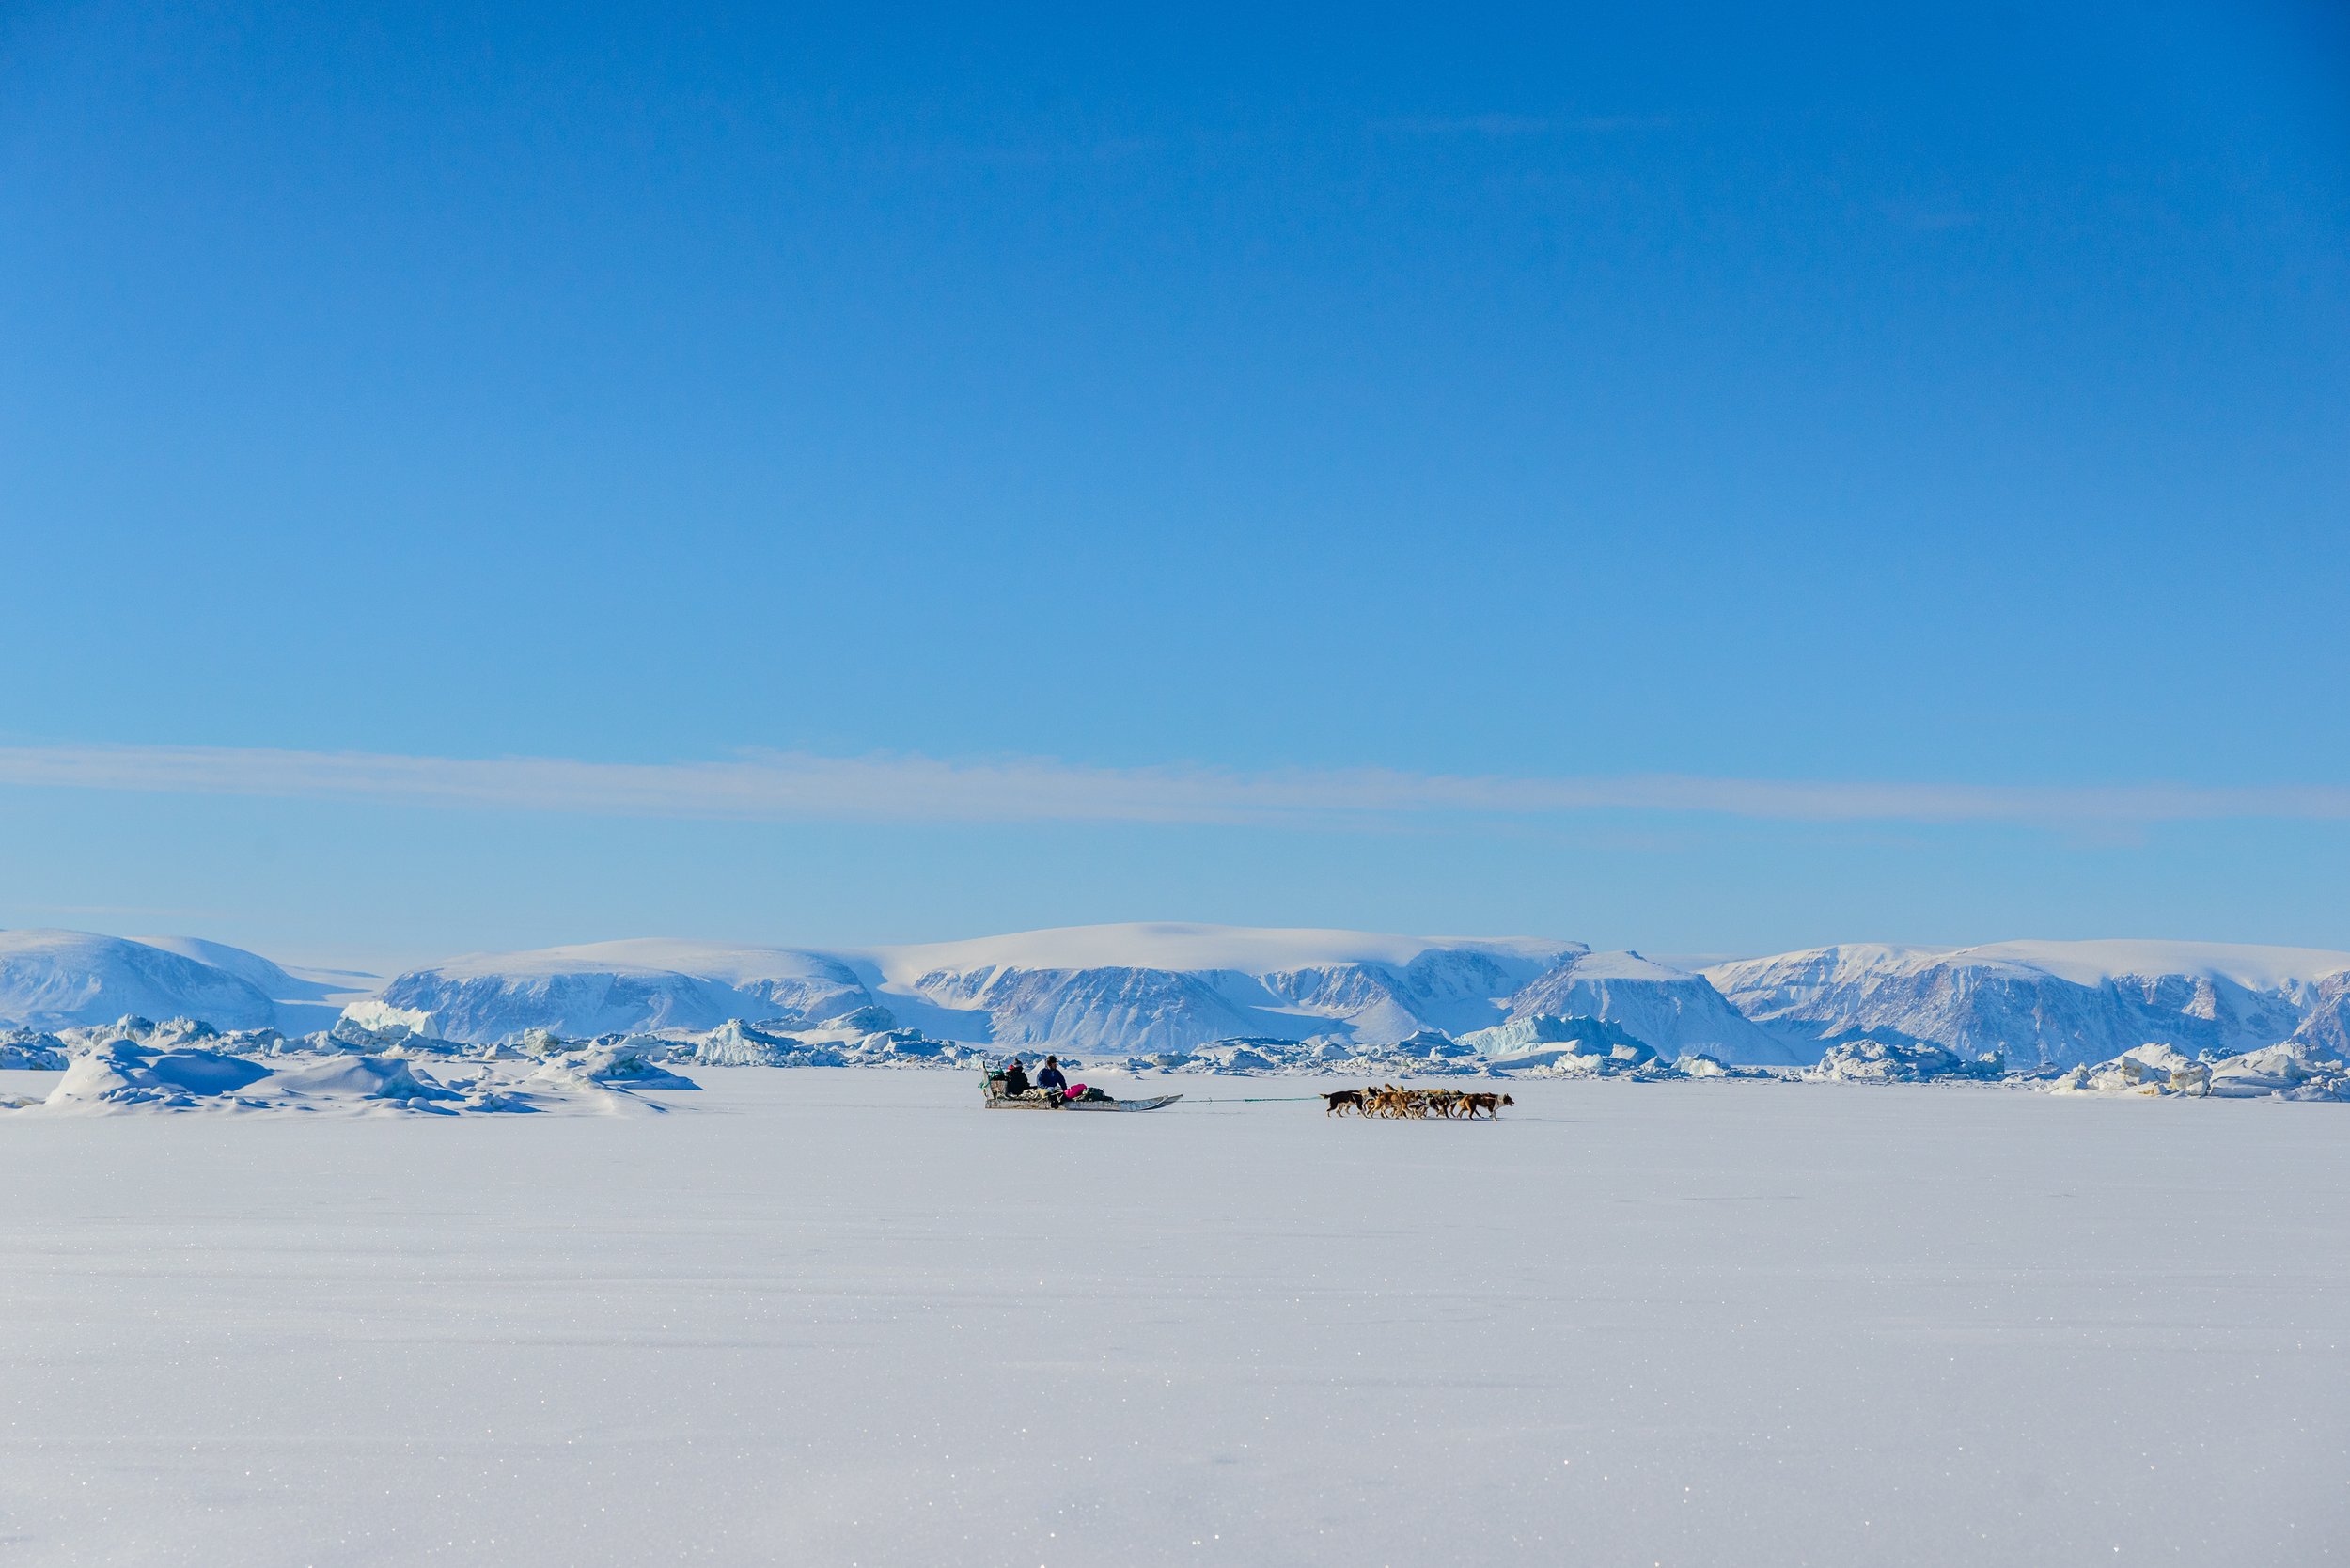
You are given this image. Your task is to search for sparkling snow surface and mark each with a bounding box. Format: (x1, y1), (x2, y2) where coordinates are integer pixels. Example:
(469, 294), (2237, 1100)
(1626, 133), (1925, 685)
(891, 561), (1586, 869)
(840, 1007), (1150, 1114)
(2, 1069), (2344, 1566)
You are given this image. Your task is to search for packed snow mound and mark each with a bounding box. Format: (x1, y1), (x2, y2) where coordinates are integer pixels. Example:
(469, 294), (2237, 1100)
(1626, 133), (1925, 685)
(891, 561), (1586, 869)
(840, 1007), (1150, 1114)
(17, 1039), (690, 1116)
(1803, 1038), (2001, 1084)
(40, 1041), (411, 1111)
(260, 1054), (464, 1102)
(556, 1040), (700, 1090)
(55, 1041), (272, 1105)
(1706, 940), (2350, 1069)
(0, 930), (279, 1031)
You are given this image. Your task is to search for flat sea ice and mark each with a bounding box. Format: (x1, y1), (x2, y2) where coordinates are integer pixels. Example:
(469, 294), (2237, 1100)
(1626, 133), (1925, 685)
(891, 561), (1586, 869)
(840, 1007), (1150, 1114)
(0, 1068), (2342, 1565)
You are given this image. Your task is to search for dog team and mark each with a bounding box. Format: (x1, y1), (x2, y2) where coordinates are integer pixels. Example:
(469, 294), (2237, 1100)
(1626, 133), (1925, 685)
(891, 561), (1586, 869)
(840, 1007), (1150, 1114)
(1321, 1085), (1515, 1119)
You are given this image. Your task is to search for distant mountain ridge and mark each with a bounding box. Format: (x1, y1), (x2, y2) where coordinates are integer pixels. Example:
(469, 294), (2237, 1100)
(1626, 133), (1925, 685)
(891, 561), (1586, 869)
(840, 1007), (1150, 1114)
(0, 930), (375, 1033)
(374, 925), (1621, 1057)
(1703, 940), (2350, 1069)
(6, 924), (2347, 1069)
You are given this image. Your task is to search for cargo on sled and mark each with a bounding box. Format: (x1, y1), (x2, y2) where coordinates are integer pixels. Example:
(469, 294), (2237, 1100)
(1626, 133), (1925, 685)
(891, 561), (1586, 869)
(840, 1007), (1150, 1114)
(980, 1069), (1181, 1112)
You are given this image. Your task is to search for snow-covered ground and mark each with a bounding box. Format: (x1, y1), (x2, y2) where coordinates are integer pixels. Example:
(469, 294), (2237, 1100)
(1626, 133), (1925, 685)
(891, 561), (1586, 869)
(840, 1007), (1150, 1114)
(2, 1068), (2343, 1565)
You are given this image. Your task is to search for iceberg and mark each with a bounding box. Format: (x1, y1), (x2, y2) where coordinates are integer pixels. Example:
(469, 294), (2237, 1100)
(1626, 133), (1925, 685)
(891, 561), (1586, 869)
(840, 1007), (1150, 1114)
(1802, 1038), (2001, 1084)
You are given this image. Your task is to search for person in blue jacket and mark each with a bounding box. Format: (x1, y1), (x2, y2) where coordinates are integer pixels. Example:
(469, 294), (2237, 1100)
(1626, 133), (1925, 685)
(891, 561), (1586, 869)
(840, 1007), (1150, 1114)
(1035, 1056), (1068, 1099)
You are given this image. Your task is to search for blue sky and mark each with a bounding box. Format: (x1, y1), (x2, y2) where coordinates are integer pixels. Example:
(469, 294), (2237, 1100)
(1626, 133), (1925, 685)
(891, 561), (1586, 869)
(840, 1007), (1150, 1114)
(3, 1), (2346, 969)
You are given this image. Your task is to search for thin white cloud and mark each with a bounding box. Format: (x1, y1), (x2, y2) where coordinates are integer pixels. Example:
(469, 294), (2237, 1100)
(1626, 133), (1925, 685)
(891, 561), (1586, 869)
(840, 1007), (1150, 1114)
(1374, 113), (1559, 137)
(1371, 112), (1671, 138)
(0, 743), (2344, 827)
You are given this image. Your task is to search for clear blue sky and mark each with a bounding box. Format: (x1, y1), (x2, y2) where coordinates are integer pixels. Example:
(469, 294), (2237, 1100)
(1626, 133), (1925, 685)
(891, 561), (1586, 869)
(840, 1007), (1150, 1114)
(3, 1), (2346, 970)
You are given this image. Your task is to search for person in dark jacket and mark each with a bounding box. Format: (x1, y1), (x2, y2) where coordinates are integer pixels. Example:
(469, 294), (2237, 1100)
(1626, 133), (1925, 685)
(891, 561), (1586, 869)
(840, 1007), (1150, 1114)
(1036, 1057), (1068, 1096)
(1000, 1058), (1031, 1096)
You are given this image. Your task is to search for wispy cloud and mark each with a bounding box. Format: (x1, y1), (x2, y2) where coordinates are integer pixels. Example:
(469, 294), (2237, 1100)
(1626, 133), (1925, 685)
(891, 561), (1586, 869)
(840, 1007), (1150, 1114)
(1370, 113), (1672, 141)
(0, 744), (2344, 828)
(1374, 113), (1561, 138)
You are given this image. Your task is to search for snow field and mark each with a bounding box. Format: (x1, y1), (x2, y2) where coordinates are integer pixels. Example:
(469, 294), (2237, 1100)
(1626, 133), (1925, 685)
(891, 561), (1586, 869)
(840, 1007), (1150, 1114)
(1, 1069), (2344, 1565)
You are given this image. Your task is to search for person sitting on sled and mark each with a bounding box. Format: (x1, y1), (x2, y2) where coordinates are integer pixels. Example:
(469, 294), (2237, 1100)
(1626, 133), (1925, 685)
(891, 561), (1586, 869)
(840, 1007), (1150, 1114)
(1000, 1058), (1032, 1096)
(1035, 1056), (1068, 1099)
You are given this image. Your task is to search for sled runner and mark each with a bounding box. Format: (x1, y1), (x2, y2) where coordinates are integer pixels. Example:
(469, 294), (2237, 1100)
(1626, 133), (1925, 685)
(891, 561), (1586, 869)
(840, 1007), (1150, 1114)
(980, 1072), (1181, 1112)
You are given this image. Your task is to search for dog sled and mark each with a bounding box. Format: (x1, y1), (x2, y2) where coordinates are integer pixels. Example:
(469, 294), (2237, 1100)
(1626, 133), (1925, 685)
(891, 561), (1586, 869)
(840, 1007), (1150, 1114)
(980, 1071), (1181, 1112)
(1321, 1085), (1512, 1119)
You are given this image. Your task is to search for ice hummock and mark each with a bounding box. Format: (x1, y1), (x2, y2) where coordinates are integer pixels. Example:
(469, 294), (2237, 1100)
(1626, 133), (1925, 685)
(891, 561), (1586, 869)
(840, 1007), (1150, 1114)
(1802, 1038), (2003, 1084)
(2045, 1040), (2350, 1100)
(18, 1037), (688, 1116)
(0, 1028), (69, 1070)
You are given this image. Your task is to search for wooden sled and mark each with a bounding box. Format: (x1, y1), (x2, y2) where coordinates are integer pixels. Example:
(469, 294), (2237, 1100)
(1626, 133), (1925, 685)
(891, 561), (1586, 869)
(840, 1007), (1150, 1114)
(980, 1074), (1182, 1112)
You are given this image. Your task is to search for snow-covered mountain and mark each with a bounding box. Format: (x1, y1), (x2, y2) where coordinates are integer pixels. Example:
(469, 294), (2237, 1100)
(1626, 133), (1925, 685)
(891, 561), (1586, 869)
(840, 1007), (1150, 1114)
(132, 935), (377, 1033)
(371, 939), (873, 1041)
(2289, 971), (2350, 1056)
(861, 925), (1588, 1054)
(0, 930), (378, 1033)
(1505, 949), (1804, 1065)
(0, 931), (277, 1030)
(1703, 940), (2350, 1069)
(362, 925), (1807, 1062)
(12, 923), (2347, 1070)
(363, 925), (1599, 1053)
